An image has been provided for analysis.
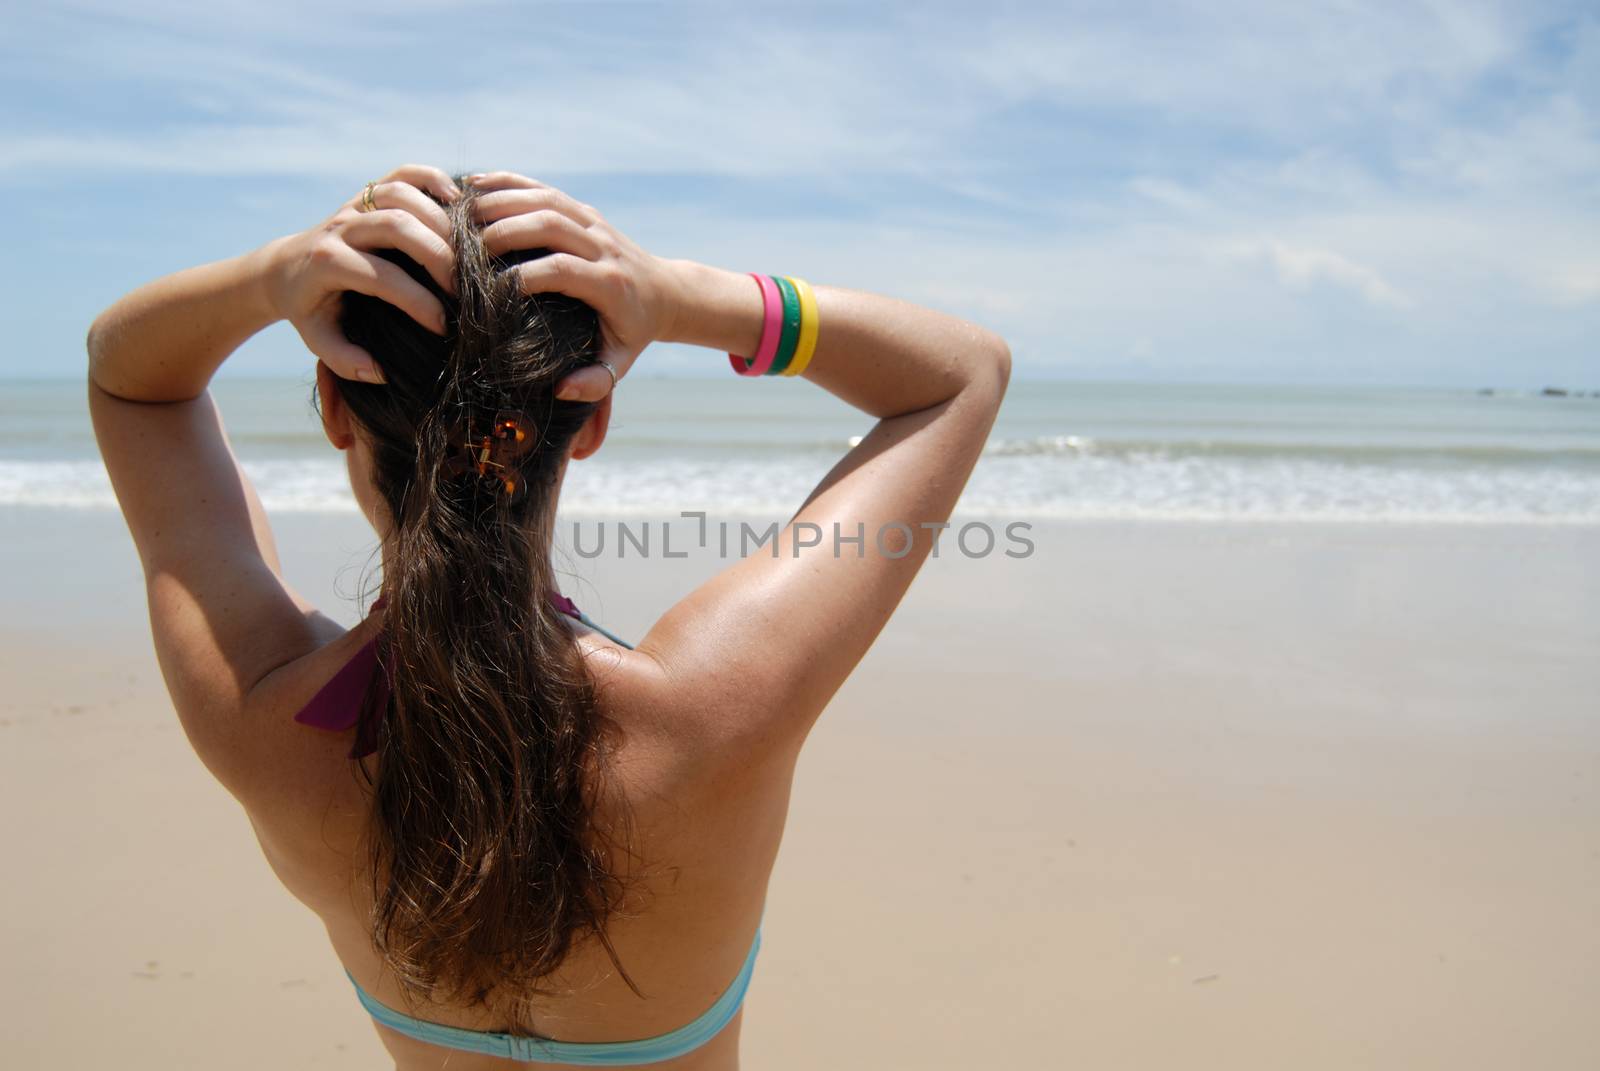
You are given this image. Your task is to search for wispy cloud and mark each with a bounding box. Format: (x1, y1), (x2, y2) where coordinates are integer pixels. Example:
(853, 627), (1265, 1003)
(1222, 240), (1415, 310)
(1544, 264), (1600, 306)
(7, 1), (1598, 387)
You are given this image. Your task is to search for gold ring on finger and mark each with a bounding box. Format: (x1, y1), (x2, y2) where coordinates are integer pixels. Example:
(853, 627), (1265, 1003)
(360, 181), (378, 212)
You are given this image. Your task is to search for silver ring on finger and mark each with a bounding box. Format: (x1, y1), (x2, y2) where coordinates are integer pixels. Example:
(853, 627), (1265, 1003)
(597, 359), (619, 393)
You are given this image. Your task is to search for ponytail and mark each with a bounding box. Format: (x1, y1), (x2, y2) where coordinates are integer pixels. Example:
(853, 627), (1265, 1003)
(326, 178), (637, 1030)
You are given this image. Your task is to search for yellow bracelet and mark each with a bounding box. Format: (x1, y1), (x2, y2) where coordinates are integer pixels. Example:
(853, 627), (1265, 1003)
(782, 276), (820, 377)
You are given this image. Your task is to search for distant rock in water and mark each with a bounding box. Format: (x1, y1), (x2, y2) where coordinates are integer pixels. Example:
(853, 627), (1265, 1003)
(1477, 388), (1495, 395)
(1541, 387), (1569, 397)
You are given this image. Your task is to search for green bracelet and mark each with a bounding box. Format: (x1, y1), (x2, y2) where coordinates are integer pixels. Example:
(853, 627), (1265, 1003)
(767, 275), (803, 375)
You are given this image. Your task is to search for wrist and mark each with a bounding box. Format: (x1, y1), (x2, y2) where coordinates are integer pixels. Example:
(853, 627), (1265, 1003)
(247, 234), (294, 323)
(654, 257), (703, 345)
(655, 259), (764, 358)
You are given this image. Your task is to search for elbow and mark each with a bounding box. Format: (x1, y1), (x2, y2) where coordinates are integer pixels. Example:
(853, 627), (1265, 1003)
(85, 316), (109, 383)
(975, 329), (1011, 403)
(85, 314), (131, 398)
(85, 307), (112, 359)
(991, 334), (1012, 394)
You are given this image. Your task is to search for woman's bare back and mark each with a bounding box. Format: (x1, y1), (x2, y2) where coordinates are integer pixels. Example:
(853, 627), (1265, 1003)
(244, 623), (793, 1070)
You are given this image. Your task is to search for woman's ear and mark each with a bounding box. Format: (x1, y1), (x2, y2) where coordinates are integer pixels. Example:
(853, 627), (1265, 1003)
(315, 360), (357, 451)
(568, 392), (612, 461)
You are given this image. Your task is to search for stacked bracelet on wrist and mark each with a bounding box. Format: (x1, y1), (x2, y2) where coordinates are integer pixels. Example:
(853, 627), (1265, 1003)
(728, 273), (819, 378)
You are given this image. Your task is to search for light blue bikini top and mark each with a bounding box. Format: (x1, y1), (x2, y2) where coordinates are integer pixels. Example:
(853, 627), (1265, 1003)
(345, 925), (761, 1065)
(295, 593), (762, 1063)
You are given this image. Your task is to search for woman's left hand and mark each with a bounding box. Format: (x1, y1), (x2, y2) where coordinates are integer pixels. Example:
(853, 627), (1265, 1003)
(262, 164), (461, 383)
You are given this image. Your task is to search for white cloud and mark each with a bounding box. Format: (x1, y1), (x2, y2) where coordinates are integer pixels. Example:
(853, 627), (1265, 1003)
(1221, 239), (1415, 309)
(946, 0), (1523, 135)
(1128, 178), (1211, 215)
(1543, 264), (1600, 306)
(1401, 94), (1600, 194)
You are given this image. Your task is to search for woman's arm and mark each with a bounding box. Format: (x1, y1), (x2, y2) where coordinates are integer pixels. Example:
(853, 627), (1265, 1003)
(87, 233), (448, 398)
(85, 165), (458, 796)
(638, 262), (1010, 763)
(658, 259), (1006, 422)
(86, 245), (283, 402)
(86, 243), (334, 795)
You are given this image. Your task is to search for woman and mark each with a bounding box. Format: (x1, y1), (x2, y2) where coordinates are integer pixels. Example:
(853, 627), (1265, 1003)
(87, 163), (1010, 1069)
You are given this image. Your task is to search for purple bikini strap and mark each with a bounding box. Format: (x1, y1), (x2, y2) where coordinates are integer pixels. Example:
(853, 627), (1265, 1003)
(292, 592), (586, 758)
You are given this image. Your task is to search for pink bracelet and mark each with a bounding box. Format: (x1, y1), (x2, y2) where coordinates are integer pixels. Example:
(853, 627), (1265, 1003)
(728, 273), (784, 376)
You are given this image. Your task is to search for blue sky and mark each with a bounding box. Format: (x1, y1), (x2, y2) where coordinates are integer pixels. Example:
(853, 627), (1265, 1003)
(6, 0), (1598, 387)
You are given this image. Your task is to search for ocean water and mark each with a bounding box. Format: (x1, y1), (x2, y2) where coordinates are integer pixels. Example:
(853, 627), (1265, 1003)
(5, 376), (1598, 524)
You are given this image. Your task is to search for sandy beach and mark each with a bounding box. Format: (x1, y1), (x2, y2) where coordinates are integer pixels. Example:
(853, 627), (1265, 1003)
(11, 0), (1599, 1062)
(2, 506), (1597, 1069)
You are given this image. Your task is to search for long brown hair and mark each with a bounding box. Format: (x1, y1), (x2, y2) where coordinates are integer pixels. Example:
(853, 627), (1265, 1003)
(322, 176), (639, 1030)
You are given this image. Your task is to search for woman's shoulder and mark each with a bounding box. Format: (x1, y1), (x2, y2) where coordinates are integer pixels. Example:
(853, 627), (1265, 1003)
(581, 631), (802, 813)
(223, 611), (387, 816)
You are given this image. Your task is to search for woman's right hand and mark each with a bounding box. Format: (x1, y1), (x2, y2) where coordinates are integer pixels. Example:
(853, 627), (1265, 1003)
(467, 171), (680, 401)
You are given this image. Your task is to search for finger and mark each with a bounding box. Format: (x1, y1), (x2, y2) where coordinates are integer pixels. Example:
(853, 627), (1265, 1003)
(504, 252), (612, 306)
(481, 209), (604, 261)
(305, 324), (386, 384)
(343, 208), (457, 295)
(364, 180), (453, 241)
(379, 163), (461, 205)
(343, 180), (454, 238)
(339, 247), (451, 335)
(474, 187), (600, 228)
(553, 364), (618, 403)
(464, 170), (548, 192)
